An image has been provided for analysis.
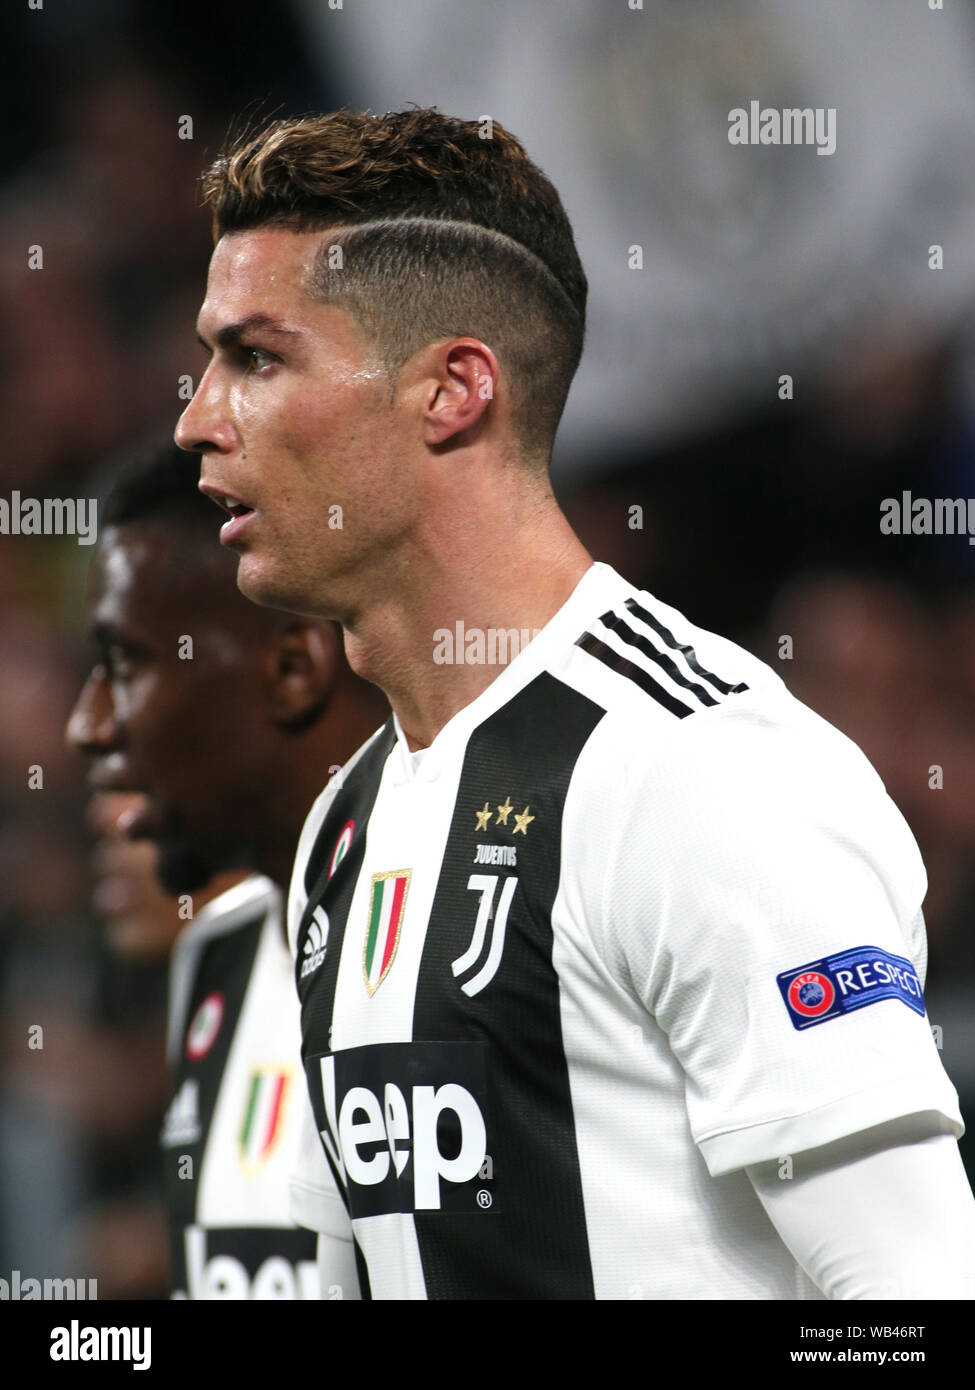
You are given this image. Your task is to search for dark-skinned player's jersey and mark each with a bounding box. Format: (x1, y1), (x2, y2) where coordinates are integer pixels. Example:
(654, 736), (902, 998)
(162, 876), (317, 1298)
(288, 562), (962, 1299)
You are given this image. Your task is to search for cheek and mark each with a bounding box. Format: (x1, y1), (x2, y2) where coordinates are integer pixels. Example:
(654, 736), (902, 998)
(237, 372), (319, 433)
(127, 677), (200, 763)
(231, 381), (265, 437)
(298, 382), (386, 457)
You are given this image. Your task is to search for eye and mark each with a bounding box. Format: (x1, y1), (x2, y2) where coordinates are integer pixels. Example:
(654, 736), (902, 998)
(245, 346), (276, 372)
(104, 645), (135, 679)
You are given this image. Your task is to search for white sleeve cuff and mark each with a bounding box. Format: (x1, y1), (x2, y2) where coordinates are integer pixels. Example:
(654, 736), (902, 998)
(698, 1070), (963, 1176)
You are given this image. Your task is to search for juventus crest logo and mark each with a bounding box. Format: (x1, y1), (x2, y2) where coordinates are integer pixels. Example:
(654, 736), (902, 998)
(451, 874), (518, 997)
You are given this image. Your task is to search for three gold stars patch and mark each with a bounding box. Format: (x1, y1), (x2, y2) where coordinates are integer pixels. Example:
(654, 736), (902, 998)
(474, 796), (534, 836)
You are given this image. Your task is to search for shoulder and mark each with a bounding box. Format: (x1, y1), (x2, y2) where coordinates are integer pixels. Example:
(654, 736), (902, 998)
(297, 722), (390, 866)
(577, 674), (922, 903)
(180, 873), (280, 947)
(551, 571), (783, 743)
(558, 574), (900, 834)
(287, 721), (392, 952)
(555, 582), (926, 968)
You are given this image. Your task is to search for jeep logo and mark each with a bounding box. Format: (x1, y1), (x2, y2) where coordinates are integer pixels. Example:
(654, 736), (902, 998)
(176, 1225), (320, 1300)
(310, 1042), (494, 1217)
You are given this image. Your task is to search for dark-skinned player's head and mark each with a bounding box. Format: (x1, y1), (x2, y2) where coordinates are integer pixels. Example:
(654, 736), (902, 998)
(66, 441), (387, 895)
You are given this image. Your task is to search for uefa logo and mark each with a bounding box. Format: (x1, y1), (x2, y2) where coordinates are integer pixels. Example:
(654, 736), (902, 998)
(787, 971), (835, 1019)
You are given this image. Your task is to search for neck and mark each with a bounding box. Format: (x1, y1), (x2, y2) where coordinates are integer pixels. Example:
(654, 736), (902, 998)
(342, 486), (592, 750)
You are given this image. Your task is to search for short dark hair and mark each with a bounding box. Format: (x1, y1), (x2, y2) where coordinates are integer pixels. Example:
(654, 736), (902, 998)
(199, 107), (587, 459)
(101, 439), (215, 536)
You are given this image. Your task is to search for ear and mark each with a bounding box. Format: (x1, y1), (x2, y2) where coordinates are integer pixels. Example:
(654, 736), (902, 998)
(264, 622), (339, 731)
(420, 338), (500, 447)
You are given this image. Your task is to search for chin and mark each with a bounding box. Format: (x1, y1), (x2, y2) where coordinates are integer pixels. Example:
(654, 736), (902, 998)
(236, 558), (320, 618)
(156, 842), (218, 897)
(236, 556), (282, 606)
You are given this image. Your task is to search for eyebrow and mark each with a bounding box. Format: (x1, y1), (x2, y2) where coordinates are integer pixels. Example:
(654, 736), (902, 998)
(88, 620), (154, 663)
(196, 313), (301, 352)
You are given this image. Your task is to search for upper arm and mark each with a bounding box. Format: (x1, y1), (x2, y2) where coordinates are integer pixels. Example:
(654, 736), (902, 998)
(747, 1113), (975, 1299)
(588, 699), (961, 1171)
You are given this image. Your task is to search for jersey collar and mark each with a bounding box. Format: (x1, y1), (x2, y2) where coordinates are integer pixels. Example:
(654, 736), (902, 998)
(175, 873), (279, 948)
(388, 561), (626, 783)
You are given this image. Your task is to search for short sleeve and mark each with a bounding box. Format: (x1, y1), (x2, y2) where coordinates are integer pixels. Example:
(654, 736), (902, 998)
(591, 693), (963, 1176)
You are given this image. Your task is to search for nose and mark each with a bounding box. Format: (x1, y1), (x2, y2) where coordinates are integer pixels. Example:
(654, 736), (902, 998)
(66, 668), (119, 756)
(174, 362), (235, 456)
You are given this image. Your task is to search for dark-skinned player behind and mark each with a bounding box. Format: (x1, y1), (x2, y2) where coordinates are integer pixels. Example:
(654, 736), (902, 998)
(67, 442), (386, 1298)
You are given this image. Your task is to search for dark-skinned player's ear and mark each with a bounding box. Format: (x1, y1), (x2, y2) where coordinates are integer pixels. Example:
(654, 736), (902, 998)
(265, 622), (339, 731)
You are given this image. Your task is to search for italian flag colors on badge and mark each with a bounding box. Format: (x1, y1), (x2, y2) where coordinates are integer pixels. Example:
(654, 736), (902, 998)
(363, 869), (412, 995)
(239, 1068), (290, 1170)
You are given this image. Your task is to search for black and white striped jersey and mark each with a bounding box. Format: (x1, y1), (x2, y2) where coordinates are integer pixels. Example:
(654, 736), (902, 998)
(163, 876), (317, 1298)
(287, 562), (962, 1299)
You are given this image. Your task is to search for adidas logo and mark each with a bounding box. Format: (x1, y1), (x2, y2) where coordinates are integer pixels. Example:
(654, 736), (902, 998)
(301, 906), (330, 979)
(161, 1079), (200, 1147)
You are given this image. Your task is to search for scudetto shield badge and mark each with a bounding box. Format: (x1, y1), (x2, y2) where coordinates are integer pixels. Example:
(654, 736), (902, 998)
(239, 1066), (290, 1171)
(363, 869), (412, 995)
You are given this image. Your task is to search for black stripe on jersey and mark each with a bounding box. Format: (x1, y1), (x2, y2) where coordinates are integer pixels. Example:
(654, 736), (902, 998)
(297, 719), (397, 1222)
(596, 609), (719, 708)
(576, 630), (695, 718)
(411, 671), (605, 1299)
(624, 597), (749, 697)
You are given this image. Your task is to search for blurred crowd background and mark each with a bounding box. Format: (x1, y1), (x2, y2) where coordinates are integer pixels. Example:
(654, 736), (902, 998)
(3, 0), (975, 1297)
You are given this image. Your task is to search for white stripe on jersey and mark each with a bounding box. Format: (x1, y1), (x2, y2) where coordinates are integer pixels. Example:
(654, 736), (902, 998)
(198, 890), (302, 1227)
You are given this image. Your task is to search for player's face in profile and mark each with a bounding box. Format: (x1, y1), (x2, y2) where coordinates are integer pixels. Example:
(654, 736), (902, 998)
(66, 525), (268, 892)
(175, 228), (413, 617)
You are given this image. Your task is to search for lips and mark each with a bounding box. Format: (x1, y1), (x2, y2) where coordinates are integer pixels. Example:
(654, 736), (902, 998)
(218, 509), (256, 546)
(216, 492), (253, 518)
(87, 788), (158, 841)
(199, 481), (257, 546)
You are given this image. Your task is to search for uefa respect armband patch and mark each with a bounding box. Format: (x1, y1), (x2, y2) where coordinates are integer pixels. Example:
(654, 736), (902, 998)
(776, 946), (925, 1031)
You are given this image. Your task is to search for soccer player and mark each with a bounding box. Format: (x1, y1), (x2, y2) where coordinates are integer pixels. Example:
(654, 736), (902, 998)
(66, 444), (385, 1298)
(175, 109), (975, 1299)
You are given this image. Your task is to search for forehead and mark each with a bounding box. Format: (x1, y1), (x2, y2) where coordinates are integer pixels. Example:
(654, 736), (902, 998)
(89, 529), (161, 630)
(89, 526), (213, 639)
(199, 227), (329, 332)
